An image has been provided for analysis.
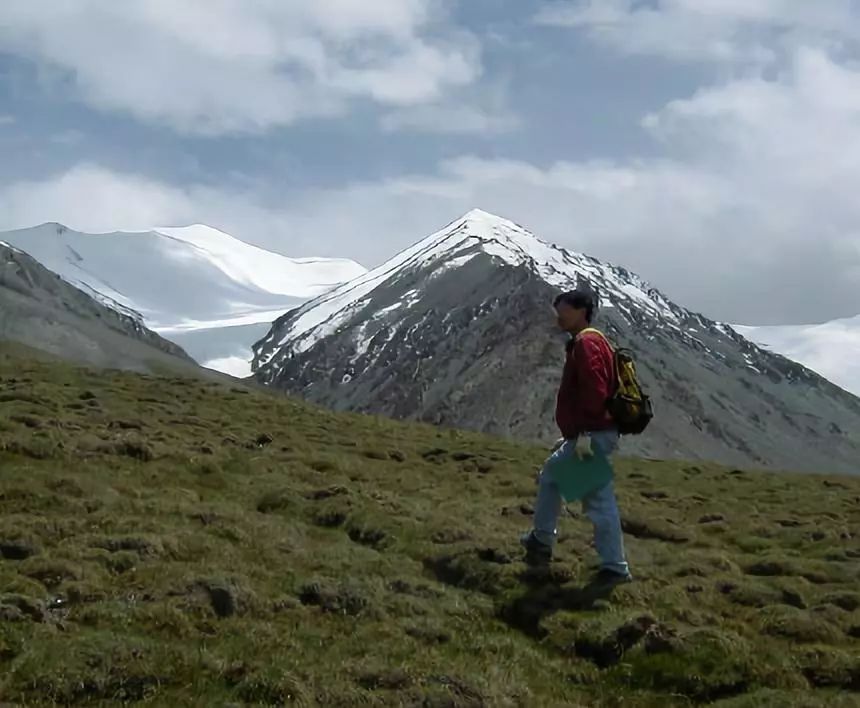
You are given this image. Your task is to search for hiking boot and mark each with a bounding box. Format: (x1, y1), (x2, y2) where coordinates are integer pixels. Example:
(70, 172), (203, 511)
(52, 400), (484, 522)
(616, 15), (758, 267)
(520, 531), (552, 566)
(591, 568), (634, 587)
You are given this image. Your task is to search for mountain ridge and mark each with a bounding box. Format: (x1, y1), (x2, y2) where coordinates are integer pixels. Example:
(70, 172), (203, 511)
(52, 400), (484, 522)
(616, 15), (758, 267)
(0, 222), (367, 375)
(252, 209), (860, 475)
(0, 240), (197, 373)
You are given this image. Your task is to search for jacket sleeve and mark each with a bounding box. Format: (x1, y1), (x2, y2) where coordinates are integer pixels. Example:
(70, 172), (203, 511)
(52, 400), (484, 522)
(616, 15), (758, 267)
(555, 347), (578, 439)
(571, 335), (612, 430)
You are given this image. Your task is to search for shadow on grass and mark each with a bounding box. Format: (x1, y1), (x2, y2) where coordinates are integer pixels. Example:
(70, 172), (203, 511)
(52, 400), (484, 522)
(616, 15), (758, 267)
(498, 566), (619, 638)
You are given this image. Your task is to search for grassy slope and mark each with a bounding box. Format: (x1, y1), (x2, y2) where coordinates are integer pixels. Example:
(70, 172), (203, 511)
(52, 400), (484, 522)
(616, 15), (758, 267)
(0, 343), (858, 706)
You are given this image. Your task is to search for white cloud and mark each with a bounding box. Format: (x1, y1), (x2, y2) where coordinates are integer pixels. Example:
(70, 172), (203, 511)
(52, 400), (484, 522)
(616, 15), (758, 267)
(535, 0), (860, 64)
(50, 130), (85, 146)
(380, 76), (520, 135)
(2, 49), (859, 325)
(0, 0), (481, 134)
(0, 115), (16, 126)
(0, 166), (187, 232)
(0, 164), (288, 241)
(381, 105), (519, 135)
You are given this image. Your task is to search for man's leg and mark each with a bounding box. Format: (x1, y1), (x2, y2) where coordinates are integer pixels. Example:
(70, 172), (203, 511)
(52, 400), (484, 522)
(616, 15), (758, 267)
(521, 441), (572, 561)
(582, 480), (630, 576)
(581, 431), (630, 578)
(532, 460), (565, 548)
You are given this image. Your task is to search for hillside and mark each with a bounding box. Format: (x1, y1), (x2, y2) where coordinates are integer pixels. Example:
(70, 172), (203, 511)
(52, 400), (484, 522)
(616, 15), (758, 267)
(1, 344), (859, 705)
(0, 223), (366, 376)
(0, 242), (197, 375)
(253, 210), (860, 476)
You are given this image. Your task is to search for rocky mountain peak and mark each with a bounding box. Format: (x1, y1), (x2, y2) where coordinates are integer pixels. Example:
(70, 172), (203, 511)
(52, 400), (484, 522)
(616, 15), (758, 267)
(252, 208), (688, 373)
(444, 208), (530, 242)
(408, 207), (572, 271)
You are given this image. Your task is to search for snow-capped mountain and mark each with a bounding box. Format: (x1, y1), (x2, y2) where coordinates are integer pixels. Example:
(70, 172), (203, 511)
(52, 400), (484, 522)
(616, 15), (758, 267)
(254, 209), (682, 360)
(733, 316), (860, 398)
(0, 223), (367, 376)
(1, 241), (194, 372)
(253, 209), (860, 475)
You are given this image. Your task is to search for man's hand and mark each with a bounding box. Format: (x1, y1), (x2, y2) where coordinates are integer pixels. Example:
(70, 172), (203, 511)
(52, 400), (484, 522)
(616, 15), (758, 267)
(575, 435), (593, 459)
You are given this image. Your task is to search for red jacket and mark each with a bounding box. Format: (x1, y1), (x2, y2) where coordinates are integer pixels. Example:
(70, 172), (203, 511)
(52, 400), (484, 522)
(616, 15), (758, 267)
(555, 330), (616, 438)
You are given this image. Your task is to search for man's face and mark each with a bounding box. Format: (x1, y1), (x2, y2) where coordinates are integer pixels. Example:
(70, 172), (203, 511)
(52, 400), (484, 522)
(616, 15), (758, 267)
(555, 302), (586, 332)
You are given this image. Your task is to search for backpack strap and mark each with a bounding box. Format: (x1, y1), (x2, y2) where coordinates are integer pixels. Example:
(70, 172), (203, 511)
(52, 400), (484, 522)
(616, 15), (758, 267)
(577, 327), (615, 351)
(576, 327), (620, 396)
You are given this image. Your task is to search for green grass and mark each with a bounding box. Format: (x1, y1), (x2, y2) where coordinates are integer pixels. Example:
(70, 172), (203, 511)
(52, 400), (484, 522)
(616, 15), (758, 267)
(1, 343), (859, 706)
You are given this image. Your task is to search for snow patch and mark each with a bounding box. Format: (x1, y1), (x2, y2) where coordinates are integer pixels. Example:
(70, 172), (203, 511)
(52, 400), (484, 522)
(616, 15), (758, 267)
(156, 308), (293, 335)
(430, 253), (477, 278)
(377, 301), (406, 316)
(153, 225), (363, 298)
(202, 355), (253, 378)
(351, 321), (374, 361)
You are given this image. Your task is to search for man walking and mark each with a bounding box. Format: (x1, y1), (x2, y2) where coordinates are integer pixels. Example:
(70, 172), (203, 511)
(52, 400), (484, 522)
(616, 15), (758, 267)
(520, 289), (632, 585)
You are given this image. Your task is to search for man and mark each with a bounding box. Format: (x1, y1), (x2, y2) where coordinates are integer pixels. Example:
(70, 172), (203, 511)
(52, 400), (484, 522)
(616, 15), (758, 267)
(520, 289), (632, 585)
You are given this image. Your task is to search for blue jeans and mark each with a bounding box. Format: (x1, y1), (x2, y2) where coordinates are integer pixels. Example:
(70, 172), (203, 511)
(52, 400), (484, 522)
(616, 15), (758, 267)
(532, 431), (629, 575)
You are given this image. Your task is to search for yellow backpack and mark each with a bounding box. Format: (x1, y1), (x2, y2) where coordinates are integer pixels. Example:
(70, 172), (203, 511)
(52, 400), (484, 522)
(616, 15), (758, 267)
(579, 328), (654, 436)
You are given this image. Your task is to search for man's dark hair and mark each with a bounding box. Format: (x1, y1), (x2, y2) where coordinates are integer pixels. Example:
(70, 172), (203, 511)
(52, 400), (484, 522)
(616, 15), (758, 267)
(554, 288), (598, 323)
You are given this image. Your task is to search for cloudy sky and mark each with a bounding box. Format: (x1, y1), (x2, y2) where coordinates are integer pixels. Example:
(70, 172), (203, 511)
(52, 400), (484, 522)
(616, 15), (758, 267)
(1, 0), (859, 325)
